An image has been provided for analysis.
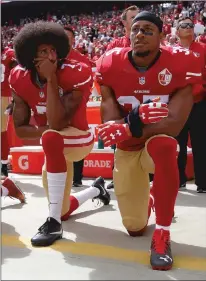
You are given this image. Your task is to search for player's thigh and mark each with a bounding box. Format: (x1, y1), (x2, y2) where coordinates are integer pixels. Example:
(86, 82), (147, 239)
(1, 97), (9, 132)
(59, 127), (94, 162)
(113, 149), (150, 231)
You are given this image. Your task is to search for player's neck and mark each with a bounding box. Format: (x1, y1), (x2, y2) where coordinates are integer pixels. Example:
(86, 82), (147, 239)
(131, 49), (160, 68)
(178, 37), (194, 49)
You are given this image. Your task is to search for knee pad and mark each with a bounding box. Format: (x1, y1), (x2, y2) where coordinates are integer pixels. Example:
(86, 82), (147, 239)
(147, 136), (177, 159)
(42, 131), (64, 155)
(123, 217), (147, 236)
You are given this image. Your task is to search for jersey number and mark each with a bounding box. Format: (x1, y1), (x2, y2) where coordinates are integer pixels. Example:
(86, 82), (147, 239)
(117, 95), (169, 111)
(117, 96), (140, 111)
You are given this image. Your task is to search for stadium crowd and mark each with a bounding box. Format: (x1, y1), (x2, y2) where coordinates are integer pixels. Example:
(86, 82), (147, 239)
(2, 1), (206, 61)
(1, 1), (206, 272)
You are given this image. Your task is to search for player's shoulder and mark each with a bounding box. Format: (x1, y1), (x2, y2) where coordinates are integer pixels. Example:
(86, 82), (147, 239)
(60, 58), (91, 73)
(96, 47), (129, 73)
(9, 65), (29, 88)
(162, 45), (201, 65)
(59, 59), (92, 87)
(6, 47), (15, 56)
(2, 48), (14, 61)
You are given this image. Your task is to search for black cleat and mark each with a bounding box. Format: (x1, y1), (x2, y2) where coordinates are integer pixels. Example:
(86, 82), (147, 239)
(31, 217), (63, 247)
(197, 186), (206, 193)
(150, 229), (173, 271)
(1, 163), (8, 177)
(179, 183), (186, 191)
(107, 181), (114, 189)
(92, 176), (110, 205)
(72, 181), (83, 187)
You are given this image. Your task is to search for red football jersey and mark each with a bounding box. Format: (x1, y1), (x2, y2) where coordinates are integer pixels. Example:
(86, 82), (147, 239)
(175, 41), (206, 102)
(67, 48), (94, 67)
(96, 47), (203, 151)
(9, 59), (93, 131)
(106, 36), (131, 51)
(1, 48), (15, 97)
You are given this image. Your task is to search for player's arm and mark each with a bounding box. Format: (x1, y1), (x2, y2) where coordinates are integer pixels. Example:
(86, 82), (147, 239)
(60, 89), (83, 120)
(12, 92), (48, 139)
(46, 74), (70, 131)
(100, 85), (124, 122)
(142, 84), (193, 138)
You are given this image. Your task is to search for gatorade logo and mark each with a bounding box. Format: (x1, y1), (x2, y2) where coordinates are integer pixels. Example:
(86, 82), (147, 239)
(84, 160), (111, 168)
(18, 155), (29, 170)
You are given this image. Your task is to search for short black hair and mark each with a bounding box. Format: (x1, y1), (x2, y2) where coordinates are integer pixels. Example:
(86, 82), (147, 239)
(64, 26), (75, 37)
(14, 21), (69, 70)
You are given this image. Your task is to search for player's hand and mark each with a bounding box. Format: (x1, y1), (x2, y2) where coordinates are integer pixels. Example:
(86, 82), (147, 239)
(34, 58), (57, 81)
(139, 97), (169, 124)
(98, 121), (131, 147)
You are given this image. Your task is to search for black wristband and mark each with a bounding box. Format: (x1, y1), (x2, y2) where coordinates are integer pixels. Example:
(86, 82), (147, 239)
(124, 106), (143, 138)
(124, 99), (153, 138)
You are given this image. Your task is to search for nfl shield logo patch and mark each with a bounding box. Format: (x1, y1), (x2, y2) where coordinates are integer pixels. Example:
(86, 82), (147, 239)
(158, 68), (172, 86)
(139, 77), (145, 85)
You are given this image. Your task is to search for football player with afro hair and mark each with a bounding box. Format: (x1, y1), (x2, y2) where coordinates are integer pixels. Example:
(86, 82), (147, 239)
(9, 21), (112, 247)
(14, 21), (69, 70)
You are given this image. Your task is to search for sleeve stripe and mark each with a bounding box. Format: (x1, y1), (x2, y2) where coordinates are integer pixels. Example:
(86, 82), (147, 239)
(186, 72), (202, 76)
(74, 75), (92, 88)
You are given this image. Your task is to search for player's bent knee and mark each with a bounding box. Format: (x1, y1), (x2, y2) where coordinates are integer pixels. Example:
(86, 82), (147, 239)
(147, 136), (177, 158)
(123, 217), (147, 236)
(41, 130), (64, 154)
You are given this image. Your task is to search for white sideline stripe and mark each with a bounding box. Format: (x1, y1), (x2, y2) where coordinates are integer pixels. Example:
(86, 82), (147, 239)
(63, 133), (94, 145)
(74, 75), (92, 87)
(186, 72), (201, 76)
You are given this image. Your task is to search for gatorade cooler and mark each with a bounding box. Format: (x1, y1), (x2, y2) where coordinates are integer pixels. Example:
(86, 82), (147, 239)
(10, 146), (44, 174)
(83, 148), (114, 179)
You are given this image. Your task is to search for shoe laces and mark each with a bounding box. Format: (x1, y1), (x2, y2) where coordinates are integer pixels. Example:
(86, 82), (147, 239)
(38, 218), (51, 234)
(92, 197), (102, 207)
(152, 229), (170, 254)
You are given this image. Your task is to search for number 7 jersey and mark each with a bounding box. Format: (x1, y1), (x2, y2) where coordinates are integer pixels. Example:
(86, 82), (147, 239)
(96, 47), (203, 151)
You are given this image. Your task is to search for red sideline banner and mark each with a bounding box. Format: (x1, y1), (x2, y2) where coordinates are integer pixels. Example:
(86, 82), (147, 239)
(10, 146), (114, 178)
(10, 145), (194, 180)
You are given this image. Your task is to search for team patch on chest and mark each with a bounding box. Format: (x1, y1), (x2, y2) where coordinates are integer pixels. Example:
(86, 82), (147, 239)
(158, 68), (172, 86)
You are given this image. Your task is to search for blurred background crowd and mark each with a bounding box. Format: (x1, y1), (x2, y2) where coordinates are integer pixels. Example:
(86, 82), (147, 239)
(2, 1), (206, 62)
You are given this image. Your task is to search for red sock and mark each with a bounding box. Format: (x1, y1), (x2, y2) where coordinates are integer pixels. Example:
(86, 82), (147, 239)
(147, 136), (179, 227)
(42, 131), (67, 173)
(61, 195), (79, 221)
(1, 131), (9, 162)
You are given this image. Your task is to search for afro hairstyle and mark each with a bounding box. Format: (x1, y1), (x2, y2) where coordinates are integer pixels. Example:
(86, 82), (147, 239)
(14, 21), (69, 70)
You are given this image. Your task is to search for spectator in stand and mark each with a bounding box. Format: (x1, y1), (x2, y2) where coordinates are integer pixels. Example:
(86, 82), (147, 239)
(106, 5), (140, 51)
(196, 28), (206, 43)
(175, 16), (206, 192)
(64, 26), (94, 67)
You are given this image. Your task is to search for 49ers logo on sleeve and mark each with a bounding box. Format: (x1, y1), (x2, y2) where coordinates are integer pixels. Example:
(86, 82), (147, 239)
(158, 68), (172, 86)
